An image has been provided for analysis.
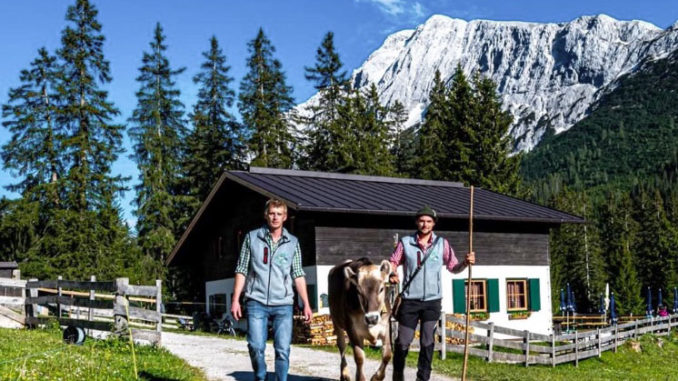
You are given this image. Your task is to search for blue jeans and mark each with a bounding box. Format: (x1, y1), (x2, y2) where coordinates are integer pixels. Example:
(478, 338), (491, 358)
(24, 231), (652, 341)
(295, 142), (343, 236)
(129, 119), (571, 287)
(246, 300), (293, 381)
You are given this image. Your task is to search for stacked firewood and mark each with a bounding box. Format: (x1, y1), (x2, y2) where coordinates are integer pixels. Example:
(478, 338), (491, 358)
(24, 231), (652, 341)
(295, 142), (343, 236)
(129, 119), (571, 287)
(293, 314), (341, 345)
(412, 314), (473, 344)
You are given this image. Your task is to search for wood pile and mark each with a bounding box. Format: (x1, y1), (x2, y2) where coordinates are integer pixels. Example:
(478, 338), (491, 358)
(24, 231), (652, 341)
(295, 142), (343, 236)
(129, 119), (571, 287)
(293, 313), (342, 346)
(444, 313), (474, 344)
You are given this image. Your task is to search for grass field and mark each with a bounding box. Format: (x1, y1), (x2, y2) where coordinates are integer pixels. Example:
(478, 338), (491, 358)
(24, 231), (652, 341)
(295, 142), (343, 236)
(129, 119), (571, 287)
(0, 327), (206, 380)
(310, 332), (678, 381)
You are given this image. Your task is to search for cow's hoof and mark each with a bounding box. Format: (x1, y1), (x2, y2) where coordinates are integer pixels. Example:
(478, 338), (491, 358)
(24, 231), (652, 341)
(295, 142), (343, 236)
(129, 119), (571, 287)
(370, 373), (384, 381)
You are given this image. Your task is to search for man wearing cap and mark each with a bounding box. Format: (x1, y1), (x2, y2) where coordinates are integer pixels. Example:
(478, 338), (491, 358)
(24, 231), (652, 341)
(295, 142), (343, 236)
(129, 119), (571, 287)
(389, 205), (475, 381)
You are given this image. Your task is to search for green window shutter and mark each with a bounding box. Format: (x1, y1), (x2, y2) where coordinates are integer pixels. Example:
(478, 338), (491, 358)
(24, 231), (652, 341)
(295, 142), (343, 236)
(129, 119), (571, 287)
(453, 279), (466, 313)
(529, 278), (541, 311)
(487, 279), (500, 313)
(306, 284), (317, 311)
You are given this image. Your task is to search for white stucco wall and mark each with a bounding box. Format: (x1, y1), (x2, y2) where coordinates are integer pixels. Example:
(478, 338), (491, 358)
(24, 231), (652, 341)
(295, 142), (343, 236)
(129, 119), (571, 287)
(206, 264), (553, 335)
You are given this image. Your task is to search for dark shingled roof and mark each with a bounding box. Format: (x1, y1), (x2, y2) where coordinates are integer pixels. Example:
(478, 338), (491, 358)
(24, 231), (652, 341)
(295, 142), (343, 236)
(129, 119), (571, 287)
(225, 167), (583, 224)
(167, 167), (583, 264)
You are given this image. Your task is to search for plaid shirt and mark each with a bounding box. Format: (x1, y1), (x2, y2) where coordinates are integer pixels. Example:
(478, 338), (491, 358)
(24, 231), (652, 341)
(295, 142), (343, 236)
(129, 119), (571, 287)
(235, 229), (305, 278)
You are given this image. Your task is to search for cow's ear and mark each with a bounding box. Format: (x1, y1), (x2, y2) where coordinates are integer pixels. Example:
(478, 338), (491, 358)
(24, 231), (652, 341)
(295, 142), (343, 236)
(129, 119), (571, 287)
(380, 260), (392, 279)
(344, 266), (358, 286)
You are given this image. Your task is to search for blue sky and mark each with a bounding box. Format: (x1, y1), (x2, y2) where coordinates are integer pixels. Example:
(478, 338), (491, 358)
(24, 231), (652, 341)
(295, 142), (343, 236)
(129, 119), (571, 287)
(1, 0), (677, 227)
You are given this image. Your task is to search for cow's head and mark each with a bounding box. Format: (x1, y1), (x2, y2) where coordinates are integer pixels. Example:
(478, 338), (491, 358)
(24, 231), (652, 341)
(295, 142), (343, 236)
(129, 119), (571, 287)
(344, 260), (392, 327)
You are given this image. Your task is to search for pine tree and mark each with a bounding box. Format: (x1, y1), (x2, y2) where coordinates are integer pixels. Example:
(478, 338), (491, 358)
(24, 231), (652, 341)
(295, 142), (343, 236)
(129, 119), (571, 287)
(348, 85), (395, 175)
(598, 191), (643, 315)
(548, 188), (605, 312)
(56, 0), (126, 213)
(129, 23), (188, 277)
(2, 48), (62, 206)
(445, 65), (475, 182)
(471, 73), (522, 194)
(185, 36), (246, 201)
(632, 187), (678, 294)
(238, 28), (295, 168)
(13, 0), (141, 281)
(388, 100), (413, 175)
(302, 31), (348, 171)
(412, 71), (447, 180)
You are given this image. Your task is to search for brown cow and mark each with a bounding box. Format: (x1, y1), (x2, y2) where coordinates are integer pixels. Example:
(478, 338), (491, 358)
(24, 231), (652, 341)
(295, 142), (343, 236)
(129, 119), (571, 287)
(328, 258), (393, 381)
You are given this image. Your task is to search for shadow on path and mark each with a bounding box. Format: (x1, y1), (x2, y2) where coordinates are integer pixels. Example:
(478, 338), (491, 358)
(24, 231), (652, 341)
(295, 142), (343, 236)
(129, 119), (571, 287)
(228, 372), (336, 381)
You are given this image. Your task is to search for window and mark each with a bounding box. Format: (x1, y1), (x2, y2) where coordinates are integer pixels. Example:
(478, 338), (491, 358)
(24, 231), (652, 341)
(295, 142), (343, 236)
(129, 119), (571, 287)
(466, 280), (487, 312)
(507, 280), (528, 311)
(209, 293), (227, 318)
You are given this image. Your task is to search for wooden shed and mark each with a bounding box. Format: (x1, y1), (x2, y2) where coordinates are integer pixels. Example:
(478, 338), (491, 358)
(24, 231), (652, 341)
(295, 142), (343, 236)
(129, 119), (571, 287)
(167, 167), (582, 334)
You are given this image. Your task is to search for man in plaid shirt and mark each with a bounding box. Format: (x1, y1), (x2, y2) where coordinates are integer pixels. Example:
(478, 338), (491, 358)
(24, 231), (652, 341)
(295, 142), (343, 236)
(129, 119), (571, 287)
(231, 198), (312, 381)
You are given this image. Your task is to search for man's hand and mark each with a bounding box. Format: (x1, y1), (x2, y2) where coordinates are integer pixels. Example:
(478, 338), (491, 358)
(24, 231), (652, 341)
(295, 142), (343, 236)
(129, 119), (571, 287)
(303, 304), (313, 322)
(231, 299), (242, 321)
(389, 273), (400, 284)
(465, 251), (476, 265)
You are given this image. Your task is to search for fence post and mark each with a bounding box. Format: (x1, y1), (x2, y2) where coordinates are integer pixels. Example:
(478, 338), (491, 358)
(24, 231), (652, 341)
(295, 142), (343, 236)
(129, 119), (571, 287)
(439, 312), (446, 360)
(551, 333), (556, 367)
(634, 320), (638, 339)
(114, 278), (129, 335)
(156, 279), (162, 345)
(597, 328), (601, 358)
(524, 330), (530, 367)
(26, 278), (38, 325)
(487, 322), (495, 363)
(57, 275), (62, 319)
(574, 331), (579, 367)
(614, 324), (619, 353)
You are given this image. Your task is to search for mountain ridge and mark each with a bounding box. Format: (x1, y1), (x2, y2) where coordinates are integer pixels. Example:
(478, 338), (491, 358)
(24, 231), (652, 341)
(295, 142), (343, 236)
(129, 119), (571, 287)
(298, 13), (678, 152)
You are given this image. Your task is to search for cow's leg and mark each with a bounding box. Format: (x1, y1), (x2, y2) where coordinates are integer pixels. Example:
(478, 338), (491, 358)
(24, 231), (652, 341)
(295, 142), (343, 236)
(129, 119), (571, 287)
(336, 328), (351, 381)
(352, 343), (367, 381)
(370, 324), (391, 381)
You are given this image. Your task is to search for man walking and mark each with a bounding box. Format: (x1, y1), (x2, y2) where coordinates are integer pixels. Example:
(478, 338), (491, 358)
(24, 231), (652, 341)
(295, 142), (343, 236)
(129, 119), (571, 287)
(231, 198), (313, 381)
(389, 205), (475, 381)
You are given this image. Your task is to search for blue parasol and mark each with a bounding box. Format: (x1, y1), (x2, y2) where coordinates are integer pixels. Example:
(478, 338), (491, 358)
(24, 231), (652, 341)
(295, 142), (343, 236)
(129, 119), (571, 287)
(646, 286), (653, 317)
(566, 283), (573, 312)
(570, 290), (577, 313)
(598, 293), (605, 315)
(674, 287), (678, 314)
(658, 288), (663, 310)
(610, 292), (617, 324)
(560, 289), (566, 314)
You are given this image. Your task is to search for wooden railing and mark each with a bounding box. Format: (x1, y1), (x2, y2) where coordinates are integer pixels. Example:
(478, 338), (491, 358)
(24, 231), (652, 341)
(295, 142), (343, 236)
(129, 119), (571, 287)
(23, 277), (162, 344)
(439, 313), (677, 366)
(0, 278), (27, 327)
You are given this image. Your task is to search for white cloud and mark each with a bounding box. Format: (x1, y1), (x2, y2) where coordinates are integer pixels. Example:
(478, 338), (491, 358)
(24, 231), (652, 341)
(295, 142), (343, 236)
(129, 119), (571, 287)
(360, 0), (428, 22)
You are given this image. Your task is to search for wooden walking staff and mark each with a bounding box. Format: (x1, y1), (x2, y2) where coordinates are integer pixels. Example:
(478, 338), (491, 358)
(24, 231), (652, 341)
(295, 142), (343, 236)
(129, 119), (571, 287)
(461, 186), (474, 381)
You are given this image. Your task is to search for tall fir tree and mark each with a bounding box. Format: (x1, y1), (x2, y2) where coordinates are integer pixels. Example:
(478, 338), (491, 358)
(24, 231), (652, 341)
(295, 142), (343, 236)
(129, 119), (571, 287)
(2, 48), (62, 206)
(445, 65), (475, 182)
(302, 31), (348, 171)
(185, 36), (246, 202)
(632, 188), (678, 295)
(388, 100), (413, 176)
(548, 188), (605, 312)
(8, 0), (142, 281)
(598, 191), (643, 315)
(238, 28), (295, 168)
(129, 23), (189, 278)
(412, 71), (448, 180)
(471, 73), (522, 194)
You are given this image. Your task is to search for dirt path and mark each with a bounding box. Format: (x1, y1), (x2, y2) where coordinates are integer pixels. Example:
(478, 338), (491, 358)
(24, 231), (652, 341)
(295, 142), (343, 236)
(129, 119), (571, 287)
(163, 332), (457, 381)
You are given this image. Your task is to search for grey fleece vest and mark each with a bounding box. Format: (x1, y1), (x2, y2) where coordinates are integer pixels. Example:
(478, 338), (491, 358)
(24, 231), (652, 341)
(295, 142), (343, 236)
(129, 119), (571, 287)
(244, 226), (297, 306)
(401, 233), (444, 301)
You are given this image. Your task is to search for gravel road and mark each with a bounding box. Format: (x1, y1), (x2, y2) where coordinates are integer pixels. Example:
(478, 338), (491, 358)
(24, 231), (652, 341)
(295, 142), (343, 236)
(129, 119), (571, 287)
(163, 332), (457, 381)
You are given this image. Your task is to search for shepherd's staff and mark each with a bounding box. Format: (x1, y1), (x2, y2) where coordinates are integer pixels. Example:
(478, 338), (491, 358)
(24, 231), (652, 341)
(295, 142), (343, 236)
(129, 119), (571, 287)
(461, 185), (474, 381)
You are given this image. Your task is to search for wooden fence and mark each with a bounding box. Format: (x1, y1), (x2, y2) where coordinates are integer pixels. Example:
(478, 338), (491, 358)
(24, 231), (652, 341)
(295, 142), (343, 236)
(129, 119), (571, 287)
(0, 278), (27, 328)
(439, 313), (677, 366)
(0, 276), (163, 344)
